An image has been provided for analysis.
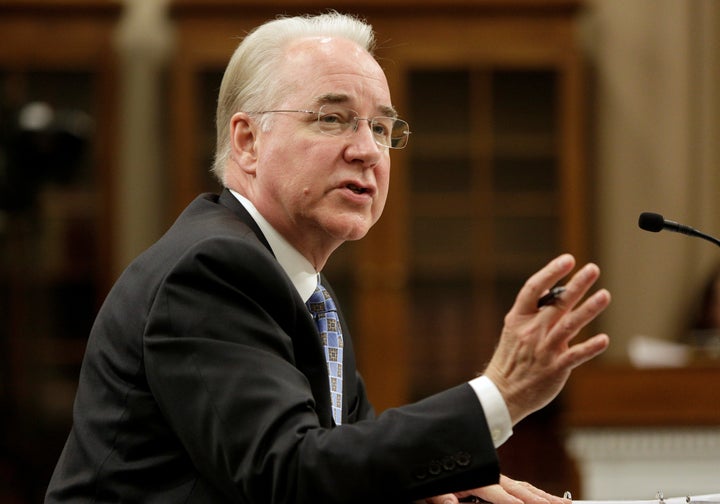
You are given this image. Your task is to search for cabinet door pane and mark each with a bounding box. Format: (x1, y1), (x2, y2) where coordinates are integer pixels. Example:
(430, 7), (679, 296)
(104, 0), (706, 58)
(406, 67), (562, 398)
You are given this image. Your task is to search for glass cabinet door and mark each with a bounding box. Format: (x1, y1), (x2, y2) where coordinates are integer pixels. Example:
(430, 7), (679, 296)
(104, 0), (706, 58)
(407, 67), (562, 399)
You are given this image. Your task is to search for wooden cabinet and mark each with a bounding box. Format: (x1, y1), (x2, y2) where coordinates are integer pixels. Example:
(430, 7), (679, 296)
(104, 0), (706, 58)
(563, 365), (720, 499)
(0, 1), (120, 499)
(169, 0), (589, 493)
(404, 66), (576, 397)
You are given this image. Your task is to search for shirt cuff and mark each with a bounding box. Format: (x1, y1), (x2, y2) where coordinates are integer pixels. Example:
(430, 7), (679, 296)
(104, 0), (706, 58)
(469, 375), (513, 448)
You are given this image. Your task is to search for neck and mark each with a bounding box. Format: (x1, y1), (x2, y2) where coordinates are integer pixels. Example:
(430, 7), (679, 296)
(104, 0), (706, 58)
(292, 236), (343, 272)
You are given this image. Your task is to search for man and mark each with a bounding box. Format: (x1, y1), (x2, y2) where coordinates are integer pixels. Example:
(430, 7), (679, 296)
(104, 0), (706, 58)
(46, 12), (611, 503)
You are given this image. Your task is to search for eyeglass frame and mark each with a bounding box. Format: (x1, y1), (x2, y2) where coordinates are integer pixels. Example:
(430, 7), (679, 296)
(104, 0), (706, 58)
(243, 105), (411, 149)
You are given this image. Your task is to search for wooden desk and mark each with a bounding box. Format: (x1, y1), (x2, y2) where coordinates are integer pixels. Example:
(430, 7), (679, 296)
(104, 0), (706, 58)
(564, 365), (720, 427)
(563, 365), (720, 499)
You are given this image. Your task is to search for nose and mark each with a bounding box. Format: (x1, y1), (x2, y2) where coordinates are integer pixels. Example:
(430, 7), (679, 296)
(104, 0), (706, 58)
(344, 119), (383, 166)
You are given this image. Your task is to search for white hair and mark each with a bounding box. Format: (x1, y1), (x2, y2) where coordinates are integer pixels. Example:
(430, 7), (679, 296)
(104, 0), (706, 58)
(212, 11), (376, 184)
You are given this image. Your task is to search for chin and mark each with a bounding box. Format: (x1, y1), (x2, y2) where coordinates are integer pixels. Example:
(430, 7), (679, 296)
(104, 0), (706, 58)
(315, 206), (381, 243)
(329, 218), (372, 242)
(332, 224), (369, 242)
(342, 230), (370, 242)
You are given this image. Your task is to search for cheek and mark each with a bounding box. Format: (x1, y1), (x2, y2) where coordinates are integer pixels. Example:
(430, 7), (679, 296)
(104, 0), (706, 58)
(259, 140), (312, 189)
(267, 158), (324, 210)
(372, 165), (391, 217)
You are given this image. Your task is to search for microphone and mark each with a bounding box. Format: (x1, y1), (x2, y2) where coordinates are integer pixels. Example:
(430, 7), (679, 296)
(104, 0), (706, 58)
(638, 212), (720, 247)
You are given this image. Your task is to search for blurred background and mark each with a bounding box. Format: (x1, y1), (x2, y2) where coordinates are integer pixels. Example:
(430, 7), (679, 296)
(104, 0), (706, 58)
(0, 0), (718, 501)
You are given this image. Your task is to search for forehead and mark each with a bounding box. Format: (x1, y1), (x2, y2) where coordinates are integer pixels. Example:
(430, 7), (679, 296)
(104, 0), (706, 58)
(278, 37), (392, 112)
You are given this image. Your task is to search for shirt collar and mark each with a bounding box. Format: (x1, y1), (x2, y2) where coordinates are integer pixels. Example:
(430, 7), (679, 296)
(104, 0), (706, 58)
(229, 190), (318, 302)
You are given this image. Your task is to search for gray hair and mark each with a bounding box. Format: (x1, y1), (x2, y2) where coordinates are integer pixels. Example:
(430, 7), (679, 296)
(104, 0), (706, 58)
(212, 11), (376, 184)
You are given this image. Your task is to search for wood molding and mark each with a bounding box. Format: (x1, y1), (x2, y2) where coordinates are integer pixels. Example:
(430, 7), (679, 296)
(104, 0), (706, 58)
(0, 0), (122, 16)
(564, 365), (720, 427)
(170, 0), (583, 17)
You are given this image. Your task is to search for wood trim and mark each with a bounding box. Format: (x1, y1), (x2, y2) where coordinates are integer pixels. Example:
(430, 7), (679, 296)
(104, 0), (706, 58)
(0, 0), (122, 16)
(564, 365), (720, 427)
(170, 0), (583, 17)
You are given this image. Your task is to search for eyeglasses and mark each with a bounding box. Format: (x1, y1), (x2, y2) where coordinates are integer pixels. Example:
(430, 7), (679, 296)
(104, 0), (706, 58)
(246, 104), (411, 149)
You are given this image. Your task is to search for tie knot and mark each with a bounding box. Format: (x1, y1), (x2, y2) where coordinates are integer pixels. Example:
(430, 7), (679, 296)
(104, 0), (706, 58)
(306, 283), (336, 315)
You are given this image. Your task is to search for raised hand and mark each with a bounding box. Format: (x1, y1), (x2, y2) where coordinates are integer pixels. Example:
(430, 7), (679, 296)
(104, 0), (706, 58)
(483, 254), (611, 425)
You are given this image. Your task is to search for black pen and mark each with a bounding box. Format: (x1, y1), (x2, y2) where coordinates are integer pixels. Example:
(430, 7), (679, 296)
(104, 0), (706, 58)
(537, 285), (566, 308)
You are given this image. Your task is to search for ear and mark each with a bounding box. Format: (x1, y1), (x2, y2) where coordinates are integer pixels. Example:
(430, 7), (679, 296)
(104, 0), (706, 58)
(230, 112), (258, 174)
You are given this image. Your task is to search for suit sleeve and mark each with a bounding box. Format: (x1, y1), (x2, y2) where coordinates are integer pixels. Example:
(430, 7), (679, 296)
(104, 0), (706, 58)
(143, 234), (500, 503)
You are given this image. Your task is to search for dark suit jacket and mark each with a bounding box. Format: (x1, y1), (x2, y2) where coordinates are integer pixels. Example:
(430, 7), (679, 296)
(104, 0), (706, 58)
(45, 190), (500, 503)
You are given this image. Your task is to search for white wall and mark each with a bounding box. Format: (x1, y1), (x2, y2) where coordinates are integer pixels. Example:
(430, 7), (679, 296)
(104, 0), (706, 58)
(584, 0), (720, 360)
(567, 428), (720, 499)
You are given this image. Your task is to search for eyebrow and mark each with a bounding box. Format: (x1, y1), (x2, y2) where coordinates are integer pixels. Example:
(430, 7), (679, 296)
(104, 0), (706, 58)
(314, 93), (398, 118)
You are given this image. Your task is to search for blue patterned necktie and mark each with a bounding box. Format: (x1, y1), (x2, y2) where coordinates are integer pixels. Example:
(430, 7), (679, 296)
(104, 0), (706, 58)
(306, 280), (343, 425)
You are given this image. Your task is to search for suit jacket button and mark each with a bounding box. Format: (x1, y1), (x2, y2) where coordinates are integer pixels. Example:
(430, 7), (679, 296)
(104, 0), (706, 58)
(428, 460), (442, 475)
(455, 451), (472, 467)
(412, 466), (428, 480)
(442, 456), (456, 471)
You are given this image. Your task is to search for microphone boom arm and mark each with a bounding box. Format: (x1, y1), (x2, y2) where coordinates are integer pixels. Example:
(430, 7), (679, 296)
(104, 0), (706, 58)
(639, 212), (720, 248)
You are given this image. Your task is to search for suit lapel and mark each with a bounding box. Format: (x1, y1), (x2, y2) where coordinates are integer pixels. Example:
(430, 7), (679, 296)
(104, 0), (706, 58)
(216, 189), (337, 427)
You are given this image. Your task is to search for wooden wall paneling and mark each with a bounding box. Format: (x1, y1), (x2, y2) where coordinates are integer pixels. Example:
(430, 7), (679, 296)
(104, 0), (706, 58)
(0, 2), (122, 499)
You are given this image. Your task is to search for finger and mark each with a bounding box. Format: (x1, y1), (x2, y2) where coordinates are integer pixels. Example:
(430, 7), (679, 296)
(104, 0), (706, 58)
(498, 475), (569, 504)
(559, 332), (610, 370)
(514, 254), (576, 315)
(539, 262), (600, 316)
(418, 495), (458, 504)
(545, 288), (611, 350)
(469, 485), (523, 504)
(471, 484), (524, 504)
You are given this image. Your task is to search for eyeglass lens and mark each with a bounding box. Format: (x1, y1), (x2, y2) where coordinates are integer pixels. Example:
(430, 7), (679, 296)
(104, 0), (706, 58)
(317, 105), (409, 149)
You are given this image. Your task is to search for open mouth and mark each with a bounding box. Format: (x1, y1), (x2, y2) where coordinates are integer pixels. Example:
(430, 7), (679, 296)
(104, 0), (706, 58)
(346, 183), (368, 195)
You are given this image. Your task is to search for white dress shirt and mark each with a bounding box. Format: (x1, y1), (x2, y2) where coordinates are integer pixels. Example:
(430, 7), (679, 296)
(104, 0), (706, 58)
(229, 189), (512, 447)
